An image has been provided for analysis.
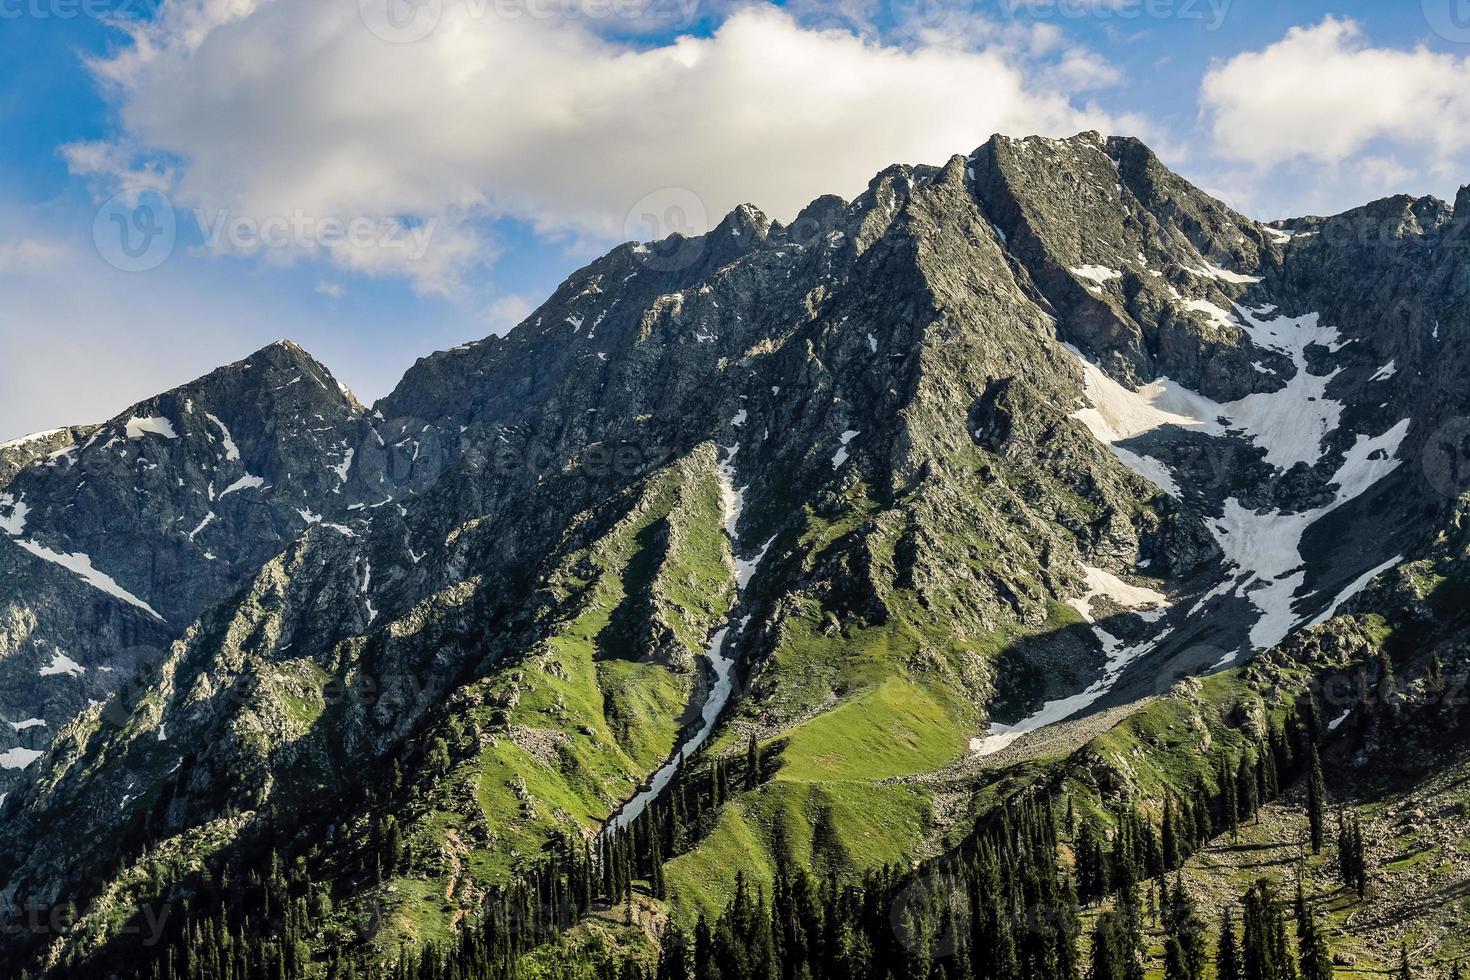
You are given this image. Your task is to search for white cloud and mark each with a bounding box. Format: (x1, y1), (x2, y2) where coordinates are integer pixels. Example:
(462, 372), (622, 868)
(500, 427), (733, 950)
(0, 239), (69, 274)
(72, 0), (1131, 293)
(485, 295), (534, 334)
(1201, 17), (1470, 171)
(1357, 156), (1416, 195)
(315, 280), (344, 298)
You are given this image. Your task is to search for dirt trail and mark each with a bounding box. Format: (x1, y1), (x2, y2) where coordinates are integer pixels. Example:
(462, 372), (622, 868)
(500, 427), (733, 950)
(444, 827), (468, 932)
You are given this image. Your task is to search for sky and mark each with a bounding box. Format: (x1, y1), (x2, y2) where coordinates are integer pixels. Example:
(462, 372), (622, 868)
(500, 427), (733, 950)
(2, 0), (1470, 442)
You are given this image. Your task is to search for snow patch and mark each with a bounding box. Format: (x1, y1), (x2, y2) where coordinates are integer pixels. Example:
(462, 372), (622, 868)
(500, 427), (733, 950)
(1067, 344), (1222, 444)
(0, 428), (66, 451)
(332, 447), (355, 483)
(1071, 265), (1122, 286)
(40, 650), (85, 677)
(1205, 420), (1409, 653)
(187, 512), (216, 541)
(205, 413), (240, 460)
(1306, 554), (1403, 631)
(1065, 566), (1167, 621)
(1369, 360), (1397, 382)
(1192, 262), (1262, 285)
(0, 748), (43, 769)
(0, 494), (28, 536)
(16, 542), (164, 620)
(831, 429), (860, 469)
(219, 474), (265, 497)
(125, 416), (178, 440)
(1183, 298), (1239, 331)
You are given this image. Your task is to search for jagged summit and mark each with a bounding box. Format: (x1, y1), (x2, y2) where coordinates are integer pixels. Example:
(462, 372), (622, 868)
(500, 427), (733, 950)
(0, 335), (382, 789)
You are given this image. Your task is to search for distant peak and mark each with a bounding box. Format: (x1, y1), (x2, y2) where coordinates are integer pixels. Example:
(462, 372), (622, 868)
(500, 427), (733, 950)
(247, 338), (329, 372)
(715, 203), (771, 242)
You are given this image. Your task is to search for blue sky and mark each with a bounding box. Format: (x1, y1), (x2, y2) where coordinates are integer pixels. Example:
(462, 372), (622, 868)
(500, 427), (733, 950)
(2, 0), (1469, 441)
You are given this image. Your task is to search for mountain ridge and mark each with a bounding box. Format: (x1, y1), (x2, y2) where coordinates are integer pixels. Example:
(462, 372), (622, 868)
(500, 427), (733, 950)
(0, 130), (1466, 977)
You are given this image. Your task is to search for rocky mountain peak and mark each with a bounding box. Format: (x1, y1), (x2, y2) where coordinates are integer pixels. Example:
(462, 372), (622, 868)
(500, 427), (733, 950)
(0, 337), (379, 788)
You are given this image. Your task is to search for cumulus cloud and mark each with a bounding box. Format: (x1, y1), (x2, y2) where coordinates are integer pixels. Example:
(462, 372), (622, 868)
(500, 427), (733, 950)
(1201, 17), (1470, 171)
(71, 0), (1132, 293)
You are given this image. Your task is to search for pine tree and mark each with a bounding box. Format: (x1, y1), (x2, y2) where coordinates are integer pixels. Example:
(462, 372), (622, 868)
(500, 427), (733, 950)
(1090, 911), (1133, 980)
(744, 735), (760, 792)
(1163, 796), (1181, 872)
(1305, 745), (1327, 855)
(1336, 810), (1368, 898)
(1377, 651), (1398, 713)
(1294, 884), (1332, 980)
(1217, 907), (1242, 980)
(649, 836), (667, 901)
(1162, 877), (1206, 980)
(1116, 871), (1146, 980)
(1238, 754), (1260, 826)
(1242, 880), (1295, 980)
(1221, 759), (1240, 840)
(1427, 654), (1448, 716)
(1077, 821), (1107, 901)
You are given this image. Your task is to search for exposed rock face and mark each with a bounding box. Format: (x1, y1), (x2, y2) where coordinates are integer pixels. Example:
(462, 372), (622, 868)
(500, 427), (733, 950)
(0, 341), (376, 786)
(0, 132), (1465, 973)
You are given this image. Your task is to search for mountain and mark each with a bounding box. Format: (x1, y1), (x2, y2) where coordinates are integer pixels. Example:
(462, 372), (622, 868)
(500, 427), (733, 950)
(0, 341), (378, 788)
(0, 132), (1466, 978)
